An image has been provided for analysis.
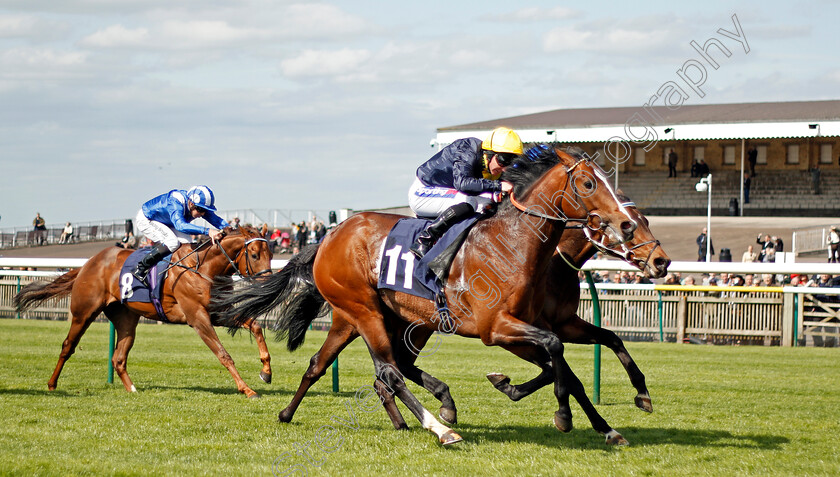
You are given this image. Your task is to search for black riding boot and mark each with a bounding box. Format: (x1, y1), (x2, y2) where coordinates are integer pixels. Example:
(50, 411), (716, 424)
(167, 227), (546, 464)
(410, 203), (474, 259)
(132, 243), (171, 284)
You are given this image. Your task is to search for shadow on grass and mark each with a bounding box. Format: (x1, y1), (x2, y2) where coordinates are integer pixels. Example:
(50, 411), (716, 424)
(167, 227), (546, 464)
(140, 384), (360, 400)
(452, 423), (788, 450)
(0, 388), (72, 397)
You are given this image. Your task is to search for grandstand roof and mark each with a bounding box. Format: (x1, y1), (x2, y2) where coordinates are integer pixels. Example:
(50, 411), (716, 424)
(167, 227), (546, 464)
(434, 99), (840, 144)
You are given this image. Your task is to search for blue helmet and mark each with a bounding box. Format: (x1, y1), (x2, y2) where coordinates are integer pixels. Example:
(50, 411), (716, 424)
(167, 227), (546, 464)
(186, 185), (217, 212)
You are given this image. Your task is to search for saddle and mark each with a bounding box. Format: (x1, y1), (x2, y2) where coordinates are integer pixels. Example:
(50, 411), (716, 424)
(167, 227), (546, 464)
(119, 247), (172, 321)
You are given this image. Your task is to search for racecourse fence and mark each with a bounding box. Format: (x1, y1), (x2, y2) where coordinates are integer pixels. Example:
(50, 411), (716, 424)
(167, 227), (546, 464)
(1, 259), (839, 347)
(0, 219), (132, 249)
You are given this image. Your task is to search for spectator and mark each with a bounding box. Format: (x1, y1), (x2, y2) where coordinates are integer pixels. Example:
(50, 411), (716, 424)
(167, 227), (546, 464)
(32, 212), (47, 245)
(741, 245), (757, 263)
(744, 274), (755, 286)
(231, 217), (241, 230)
(743, 173), (751, 204)
(682, 276), (696, 286)
(296, 221), (308, 252)
(59, 222), (74, 244)
(756, 234), (775, 262)
(663, 273), (679, 285)
(826, 226), (840, 263)
(667, 149), (678, 178)
(809, 165), (821, 195)
(690, 159), (701, 178)
(758, 274), (776, 287)
(731, 275), (745, 286)
(696, 227), (714, 262)
(116, 231), (138, 249)
(697, 158), (710, 177)
(773, 236), (784, 254)
(747, 146), (757, 177)
(269, 228), (283, 253)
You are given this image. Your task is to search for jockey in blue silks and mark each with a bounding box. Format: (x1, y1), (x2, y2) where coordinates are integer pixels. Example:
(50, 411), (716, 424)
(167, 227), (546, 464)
(132, 185), (229, 284)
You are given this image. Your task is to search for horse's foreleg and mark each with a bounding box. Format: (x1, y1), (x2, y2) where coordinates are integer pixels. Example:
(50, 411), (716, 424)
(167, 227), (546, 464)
(190, 317), (258, 398)
(279, 319), (359, 423)
(556, 315), (652, 412)
(241, 318), (272, 384)
(481, 315), (573, 434)
(48, 310), (99, 390)
(110, 310), (140, 392)
(496, 343), (629, 446)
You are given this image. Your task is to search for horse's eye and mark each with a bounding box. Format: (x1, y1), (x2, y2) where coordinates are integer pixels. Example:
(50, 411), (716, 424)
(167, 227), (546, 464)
(583, 181), (594, 190)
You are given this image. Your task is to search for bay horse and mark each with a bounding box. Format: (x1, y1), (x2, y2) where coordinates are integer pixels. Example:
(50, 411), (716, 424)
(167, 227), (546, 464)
(213, 147), (640, 444)
(373, 194), (670, 443)
(486, 199), (670, 410)
(14, 225), (273, 398)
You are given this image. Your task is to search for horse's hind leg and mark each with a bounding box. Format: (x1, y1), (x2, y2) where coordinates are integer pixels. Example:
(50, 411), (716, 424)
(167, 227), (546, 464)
(241, 318), (272, 384)
(556, 315), (652, 412)
(279, 318), (359, 423)
(48, 305), (102, 390)
(108, 306), (141, 392)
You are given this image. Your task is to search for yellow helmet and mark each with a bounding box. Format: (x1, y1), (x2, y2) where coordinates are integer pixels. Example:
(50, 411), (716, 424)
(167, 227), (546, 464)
(481, 127), (523, 155)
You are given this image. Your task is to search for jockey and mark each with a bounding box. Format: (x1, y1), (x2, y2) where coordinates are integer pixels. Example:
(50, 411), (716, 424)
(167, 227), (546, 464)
(132, 185), (229, 284)
(408, 126), (522, 258)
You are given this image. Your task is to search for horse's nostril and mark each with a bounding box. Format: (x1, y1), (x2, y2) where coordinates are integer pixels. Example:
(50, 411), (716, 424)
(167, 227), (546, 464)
(621, 221), (636, 233)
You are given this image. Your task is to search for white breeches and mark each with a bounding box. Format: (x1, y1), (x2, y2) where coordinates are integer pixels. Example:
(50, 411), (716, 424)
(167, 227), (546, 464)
(135, 210), (192, 252)
(408, 177), (495, 218)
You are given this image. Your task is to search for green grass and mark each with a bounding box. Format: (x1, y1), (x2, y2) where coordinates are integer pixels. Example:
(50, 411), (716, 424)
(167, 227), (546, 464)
(1, 319), (838, 476)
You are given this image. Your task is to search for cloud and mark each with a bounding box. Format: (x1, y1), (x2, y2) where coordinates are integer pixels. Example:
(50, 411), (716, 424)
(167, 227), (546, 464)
(544, 23), (673, 53)
(81, 24), (149, 47)
(280, 48), (372, 78)
(483, 6), (581, 22)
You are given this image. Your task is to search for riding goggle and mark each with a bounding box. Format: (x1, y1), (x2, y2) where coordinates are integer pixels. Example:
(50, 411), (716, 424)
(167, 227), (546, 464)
(493, 152), (518, 167)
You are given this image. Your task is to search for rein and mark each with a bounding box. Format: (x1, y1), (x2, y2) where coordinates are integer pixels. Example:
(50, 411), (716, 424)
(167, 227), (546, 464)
(162, 235), (271, 282)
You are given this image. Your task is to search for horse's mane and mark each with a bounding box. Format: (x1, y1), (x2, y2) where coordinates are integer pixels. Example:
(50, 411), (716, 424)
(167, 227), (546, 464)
(501, 144), (589, 197)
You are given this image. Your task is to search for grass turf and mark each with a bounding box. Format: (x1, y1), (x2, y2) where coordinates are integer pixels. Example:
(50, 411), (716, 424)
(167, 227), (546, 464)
(0, 319), (838, 476)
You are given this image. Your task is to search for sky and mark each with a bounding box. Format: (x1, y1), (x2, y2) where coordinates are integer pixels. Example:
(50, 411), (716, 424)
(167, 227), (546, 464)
(0, 0), (838, 228)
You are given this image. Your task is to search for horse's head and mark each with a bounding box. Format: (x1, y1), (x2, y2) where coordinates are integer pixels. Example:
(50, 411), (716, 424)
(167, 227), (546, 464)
(576, 192), (670, 278)
(217, 225), (273, 278)
(504, 145), (638, 245)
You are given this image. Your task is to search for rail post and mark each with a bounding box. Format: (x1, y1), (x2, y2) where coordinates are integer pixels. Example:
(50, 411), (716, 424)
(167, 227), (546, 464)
(676, 296), (687, 343)
(583, 271), (601, 405)
(107, 322), (115, 384)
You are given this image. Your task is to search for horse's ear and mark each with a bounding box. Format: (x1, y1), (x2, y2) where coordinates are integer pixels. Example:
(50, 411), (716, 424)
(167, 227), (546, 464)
(261, 223), (268, 236)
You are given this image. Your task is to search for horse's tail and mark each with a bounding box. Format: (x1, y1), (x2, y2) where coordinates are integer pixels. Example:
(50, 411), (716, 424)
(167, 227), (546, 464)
(14, 268), (81, 313)
(211, 244), (328, 351)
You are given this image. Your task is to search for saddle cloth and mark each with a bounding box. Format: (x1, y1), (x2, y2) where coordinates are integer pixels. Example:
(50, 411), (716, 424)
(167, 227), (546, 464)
(119, 248), (172, 321)
(377, 214), (480, 300)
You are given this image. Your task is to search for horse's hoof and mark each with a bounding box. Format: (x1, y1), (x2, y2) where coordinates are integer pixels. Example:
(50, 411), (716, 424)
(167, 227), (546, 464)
(396, 423), (409, 431)
(278, 409), (293, 423)
(47, 385), (57, 391)
(605, 430), (629, 446)
(553, 411), (573, 433)
(486, 373), (510, 389)
(247, 393), (261, 399)
(260, 371), (272, 384)
(635, 394), (653, 413)
(439, 430), (463, 446)
(439, 407), (457, 425)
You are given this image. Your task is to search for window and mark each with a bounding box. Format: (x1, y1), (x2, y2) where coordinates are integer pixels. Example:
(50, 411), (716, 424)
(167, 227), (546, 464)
(693, 146), (705, 161)
(756, 145), (768, 164)
(786, 144), (800, 164)
(634, 147), (646, 166)
(723, 145), (735, 165)
(820, 144), (833, 164)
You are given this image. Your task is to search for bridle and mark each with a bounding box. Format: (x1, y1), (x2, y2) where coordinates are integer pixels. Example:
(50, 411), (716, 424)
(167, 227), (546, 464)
(163, 233), (271, 281)
(507, 157), (611, 234)
(217, 235), (272, 280)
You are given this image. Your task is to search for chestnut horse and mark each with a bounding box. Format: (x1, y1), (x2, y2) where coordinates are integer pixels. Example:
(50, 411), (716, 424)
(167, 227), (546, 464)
(213, 147), (640, 444)
(14, 225), (273, 398)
